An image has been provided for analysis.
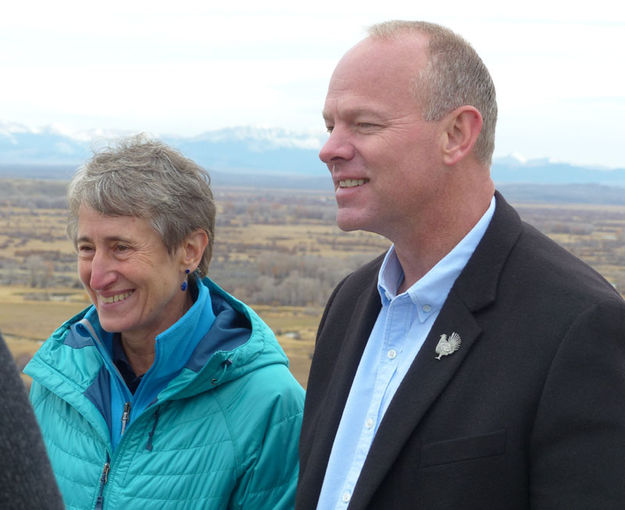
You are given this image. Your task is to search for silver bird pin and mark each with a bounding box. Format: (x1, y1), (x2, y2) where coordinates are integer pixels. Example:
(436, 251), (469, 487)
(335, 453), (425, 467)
(435, 332), (461, 360)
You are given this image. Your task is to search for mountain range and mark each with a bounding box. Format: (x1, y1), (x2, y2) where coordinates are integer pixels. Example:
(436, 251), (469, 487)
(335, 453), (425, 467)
(2, 123), (625, 192)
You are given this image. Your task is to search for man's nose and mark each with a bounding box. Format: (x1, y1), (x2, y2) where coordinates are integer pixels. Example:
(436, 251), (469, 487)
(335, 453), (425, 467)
(319, 127), (355, 165)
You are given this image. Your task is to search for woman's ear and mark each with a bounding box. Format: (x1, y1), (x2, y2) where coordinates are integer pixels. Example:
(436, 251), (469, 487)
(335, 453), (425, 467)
(441, 106), (483, 165)
(181, 229), (208, 270)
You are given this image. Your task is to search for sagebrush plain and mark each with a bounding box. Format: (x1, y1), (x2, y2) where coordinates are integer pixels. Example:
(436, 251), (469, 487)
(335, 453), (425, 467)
(2, 178), (625, 387)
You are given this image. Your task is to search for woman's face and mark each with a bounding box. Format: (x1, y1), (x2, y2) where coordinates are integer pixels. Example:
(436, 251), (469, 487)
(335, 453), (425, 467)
(76, 204), (189, 342)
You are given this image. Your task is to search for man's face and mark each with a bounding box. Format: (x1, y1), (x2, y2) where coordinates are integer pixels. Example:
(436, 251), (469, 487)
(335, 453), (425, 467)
(320, 34), (448, 241)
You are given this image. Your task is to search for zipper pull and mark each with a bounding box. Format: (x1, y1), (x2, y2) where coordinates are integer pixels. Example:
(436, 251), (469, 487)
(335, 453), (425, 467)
(101, 462), (110, 485)
(121, 402), (131, 436)
(95, 457), (110, 510)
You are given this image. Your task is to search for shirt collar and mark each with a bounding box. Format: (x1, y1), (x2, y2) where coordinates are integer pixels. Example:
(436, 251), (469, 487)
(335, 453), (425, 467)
(377, 196), (496, 319)
(112, 333), (143, 394)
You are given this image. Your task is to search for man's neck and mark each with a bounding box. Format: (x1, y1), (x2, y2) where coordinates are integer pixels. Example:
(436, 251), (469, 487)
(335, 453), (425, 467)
(394, 189), (494, 292)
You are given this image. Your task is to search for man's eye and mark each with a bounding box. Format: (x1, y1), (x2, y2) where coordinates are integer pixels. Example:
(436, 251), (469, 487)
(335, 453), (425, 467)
(325, 126), (334, 133)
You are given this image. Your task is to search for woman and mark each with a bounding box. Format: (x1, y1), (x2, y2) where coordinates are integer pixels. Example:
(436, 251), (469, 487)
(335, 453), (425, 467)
(25, 136), (305, 509)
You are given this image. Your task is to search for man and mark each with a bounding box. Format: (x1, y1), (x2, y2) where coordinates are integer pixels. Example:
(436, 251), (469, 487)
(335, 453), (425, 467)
(296, 20), (625, 510)
(0, 331), (63, 509)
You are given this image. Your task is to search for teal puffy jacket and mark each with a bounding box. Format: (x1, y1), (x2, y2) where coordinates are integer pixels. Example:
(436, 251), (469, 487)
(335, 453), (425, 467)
(26, 278), (305, 509)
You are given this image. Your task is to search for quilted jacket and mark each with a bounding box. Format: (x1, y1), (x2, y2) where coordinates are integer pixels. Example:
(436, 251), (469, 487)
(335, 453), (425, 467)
(25, 277), (305, 510)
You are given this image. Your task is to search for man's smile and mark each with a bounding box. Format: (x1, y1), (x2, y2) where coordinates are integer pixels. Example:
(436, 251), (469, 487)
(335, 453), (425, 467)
(339, 179), (368, 188)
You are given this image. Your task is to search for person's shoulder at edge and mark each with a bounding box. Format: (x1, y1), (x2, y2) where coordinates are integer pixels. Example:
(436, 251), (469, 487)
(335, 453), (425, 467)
(0, 331), (64, 510)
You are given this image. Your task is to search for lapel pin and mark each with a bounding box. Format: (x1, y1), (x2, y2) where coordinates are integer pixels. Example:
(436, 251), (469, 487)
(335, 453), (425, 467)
(435, 332), (461, 360)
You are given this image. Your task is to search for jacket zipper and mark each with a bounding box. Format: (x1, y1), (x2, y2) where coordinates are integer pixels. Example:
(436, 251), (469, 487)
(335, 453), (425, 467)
(120, 402), (131, 436)
(95, 454), (110, 510)
(96, 401), (131, 509)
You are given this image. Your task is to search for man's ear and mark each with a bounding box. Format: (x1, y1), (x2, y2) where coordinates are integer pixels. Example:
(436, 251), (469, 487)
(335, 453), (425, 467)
(181, 229), (209, 270)
(441, 106), (483, 165)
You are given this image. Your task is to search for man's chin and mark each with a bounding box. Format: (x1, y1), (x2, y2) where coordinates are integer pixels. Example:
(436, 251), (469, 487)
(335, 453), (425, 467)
(336, 217), (360, 232)
(336, 213), (372, 233)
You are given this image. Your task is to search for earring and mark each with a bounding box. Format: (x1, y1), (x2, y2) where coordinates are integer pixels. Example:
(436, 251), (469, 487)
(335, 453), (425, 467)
(181, 269), (190, 291)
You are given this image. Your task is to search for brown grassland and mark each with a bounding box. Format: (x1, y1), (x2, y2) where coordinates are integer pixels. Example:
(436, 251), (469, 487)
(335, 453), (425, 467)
(1, 180), (625, 389)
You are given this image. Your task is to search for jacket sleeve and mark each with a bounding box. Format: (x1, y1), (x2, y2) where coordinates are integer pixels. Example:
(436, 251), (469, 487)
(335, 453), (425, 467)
(0, 332), (64, 510)
(230, 367), (305, 510)
(530, 298), (625, 509)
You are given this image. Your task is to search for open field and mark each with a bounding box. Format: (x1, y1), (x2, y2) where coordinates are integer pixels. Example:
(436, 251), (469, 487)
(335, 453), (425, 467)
(1, 179), (625, 388)
(0, 285), (320, 387)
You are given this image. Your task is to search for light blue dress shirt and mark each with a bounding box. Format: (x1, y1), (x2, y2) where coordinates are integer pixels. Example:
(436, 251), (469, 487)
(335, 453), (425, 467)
(316, 197), (496, 510)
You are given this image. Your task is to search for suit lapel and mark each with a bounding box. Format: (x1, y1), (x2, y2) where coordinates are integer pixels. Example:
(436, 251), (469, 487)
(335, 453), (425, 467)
(348, 192), (524, 509)
(318, 283), (381, 440)
(349, 291), (481, 509)
(298, 261), (383, 507)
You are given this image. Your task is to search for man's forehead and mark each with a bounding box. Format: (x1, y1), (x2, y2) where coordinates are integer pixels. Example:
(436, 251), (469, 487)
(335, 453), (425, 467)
(322, 97), (387, 120)
(340, 32), (429, 66)
(328, 36), (428, 90)
(322, 52), (425, 119)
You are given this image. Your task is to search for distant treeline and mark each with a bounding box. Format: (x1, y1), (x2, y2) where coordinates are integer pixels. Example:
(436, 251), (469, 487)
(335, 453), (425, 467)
(498, 183), (625, 205)
(0, 178), (67, 209)
(2, 171), (625, 205)
(209, 253), (374, 308)
(0, 164), (77, 181)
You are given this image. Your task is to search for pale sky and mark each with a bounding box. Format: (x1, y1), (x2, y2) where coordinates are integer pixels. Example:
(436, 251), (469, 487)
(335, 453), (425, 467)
(2, 0), (624, 168)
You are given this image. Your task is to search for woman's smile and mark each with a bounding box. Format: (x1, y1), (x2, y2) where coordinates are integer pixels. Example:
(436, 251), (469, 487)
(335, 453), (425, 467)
(100, 290), (135, 305)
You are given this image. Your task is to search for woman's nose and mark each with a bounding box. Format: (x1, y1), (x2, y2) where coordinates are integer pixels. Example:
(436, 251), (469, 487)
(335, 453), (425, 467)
(88, 251), (117, 290)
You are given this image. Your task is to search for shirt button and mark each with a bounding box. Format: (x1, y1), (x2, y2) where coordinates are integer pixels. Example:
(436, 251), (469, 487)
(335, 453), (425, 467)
(342, 491), (351, 503)
(423, 304), (432, 313)
(387, 349), (397, 360)
(365, 418), (374, 429)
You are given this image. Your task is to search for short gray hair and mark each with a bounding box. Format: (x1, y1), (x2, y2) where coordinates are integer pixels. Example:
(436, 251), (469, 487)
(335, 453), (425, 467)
(67, 135), (216, 275)
(368, 20), (497, 165)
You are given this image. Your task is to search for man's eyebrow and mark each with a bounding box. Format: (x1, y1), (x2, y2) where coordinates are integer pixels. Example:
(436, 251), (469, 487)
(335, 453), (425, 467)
(76, 235), (131, 244)
(323, 107), (384, 122)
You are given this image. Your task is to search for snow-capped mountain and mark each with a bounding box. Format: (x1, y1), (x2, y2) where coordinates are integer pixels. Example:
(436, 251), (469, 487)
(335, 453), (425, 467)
(1, 123), (624, 186)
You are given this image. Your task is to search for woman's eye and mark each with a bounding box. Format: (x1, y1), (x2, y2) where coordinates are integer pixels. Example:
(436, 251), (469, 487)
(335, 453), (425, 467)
(77, 245), (94, 257)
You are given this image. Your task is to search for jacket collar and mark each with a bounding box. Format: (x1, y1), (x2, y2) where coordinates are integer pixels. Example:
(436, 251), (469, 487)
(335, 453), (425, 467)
(74, 278), (217, 402)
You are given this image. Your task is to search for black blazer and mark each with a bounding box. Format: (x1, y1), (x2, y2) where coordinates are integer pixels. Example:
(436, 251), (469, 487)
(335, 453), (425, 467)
(296, 192), (625, 510)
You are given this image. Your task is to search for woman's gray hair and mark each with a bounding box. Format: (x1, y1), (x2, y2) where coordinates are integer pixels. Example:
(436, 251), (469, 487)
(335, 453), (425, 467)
(368, 20), (497, 165)
(67, 135), (216, 275)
